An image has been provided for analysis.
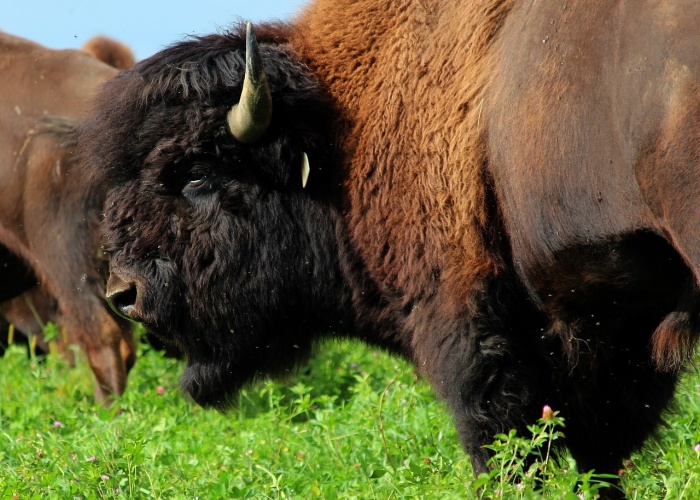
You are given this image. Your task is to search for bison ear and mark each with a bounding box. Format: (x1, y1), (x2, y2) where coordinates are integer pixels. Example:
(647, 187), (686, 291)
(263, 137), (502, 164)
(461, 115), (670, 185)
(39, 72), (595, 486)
(301, 152), (310, 188)
(227, 22), (273, 144)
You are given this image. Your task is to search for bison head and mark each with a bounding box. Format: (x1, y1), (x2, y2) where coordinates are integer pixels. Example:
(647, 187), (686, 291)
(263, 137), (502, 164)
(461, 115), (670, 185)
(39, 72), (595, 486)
(81, 23), (352, 409)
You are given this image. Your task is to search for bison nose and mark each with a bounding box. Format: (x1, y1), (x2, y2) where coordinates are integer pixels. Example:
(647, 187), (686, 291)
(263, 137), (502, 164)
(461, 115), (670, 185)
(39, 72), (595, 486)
(106, 273), (138, 320)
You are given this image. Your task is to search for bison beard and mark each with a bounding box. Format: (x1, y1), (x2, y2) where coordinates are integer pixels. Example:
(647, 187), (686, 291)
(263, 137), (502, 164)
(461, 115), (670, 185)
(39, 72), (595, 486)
(81, 2), (700, 498)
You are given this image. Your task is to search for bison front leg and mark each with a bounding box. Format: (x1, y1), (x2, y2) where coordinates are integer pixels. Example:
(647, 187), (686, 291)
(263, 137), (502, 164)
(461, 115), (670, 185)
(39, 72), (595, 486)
(413, 292), (551, 476)
(453, 330), (549, 475)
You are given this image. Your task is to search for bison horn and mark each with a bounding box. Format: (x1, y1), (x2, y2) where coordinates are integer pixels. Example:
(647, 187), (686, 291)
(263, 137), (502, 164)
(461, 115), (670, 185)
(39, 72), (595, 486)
(227, 22), (272, 143)
(301, 152), (310, 188)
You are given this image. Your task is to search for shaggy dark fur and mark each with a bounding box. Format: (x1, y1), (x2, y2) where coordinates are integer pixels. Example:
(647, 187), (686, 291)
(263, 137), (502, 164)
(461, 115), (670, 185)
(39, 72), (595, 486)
(81, 2), (700, 497)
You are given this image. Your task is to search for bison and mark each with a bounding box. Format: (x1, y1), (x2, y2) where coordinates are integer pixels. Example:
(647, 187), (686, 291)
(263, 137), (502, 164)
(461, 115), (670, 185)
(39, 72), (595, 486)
(0, 32), (136, 402)
(81, 1), (700, 496)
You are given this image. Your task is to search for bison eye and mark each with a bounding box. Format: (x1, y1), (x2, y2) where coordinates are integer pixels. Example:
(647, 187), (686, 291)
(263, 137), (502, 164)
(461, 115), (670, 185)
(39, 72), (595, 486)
(185, 165), (209, 189)
(188, 175), (207, 188)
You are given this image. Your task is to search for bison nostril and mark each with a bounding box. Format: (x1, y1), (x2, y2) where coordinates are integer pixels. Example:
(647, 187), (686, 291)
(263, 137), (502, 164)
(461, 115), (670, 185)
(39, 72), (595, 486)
(106, 273), (138, 320)
(107, 286), (137, 318)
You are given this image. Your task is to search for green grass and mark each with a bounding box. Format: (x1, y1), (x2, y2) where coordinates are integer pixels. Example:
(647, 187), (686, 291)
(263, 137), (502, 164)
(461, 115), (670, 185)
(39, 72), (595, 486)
(1, 335), (700, 498)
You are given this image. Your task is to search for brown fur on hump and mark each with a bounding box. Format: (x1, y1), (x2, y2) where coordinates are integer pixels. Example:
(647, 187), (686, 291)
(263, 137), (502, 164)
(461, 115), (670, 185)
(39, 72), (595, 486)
(82, 36), (136, 69)
(291, 0), (515, 315)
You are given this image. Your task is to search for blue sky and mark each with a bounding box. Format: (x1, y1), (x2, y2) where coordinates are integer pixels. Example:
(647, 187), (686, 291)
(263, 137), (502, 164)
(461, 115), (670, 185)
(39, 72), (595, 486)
(3, 0), (307, 61)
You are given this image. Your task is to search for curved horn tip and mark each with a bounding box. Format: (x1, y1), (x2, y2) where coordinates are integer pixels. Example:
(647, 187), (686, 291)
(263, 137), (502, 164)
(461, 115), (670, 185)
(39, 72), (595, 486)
(244, 22), (263, 83)
(227, 21), (273, 144)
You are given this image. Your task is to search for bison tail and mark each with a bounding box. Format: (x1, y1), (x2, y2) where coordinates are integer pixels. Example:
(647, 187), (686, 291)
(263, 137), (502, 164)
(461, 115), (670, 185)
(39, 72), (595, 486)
(651, 310), (699, 373)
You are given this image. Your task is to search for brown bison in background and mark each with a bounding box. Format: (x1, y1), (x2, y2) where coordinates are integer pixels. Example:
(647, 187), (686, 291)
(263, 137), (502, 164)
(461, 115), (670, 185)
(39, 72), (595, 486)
(0, 32), (136, 402)
(81, 0), (700, 496)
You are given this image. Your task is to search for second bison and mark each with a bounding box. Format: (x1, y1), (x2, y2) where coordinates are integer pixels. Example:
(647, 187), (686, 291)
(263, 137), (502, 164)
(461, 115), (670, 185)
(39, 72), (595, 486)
(0, 32), (136, 401)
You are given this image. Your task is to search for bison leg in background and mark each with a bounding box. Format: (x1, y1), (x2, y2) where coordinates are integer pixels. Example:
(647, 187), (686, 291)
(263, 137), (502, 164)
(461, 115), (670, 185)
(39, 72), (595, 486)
(0, 316), (21, 356)
(41, 275), (137, 406)
(1, 288), (59, 356)
(44, 294), (135, 404)
(17, 134), (136, 405)
(0, 283), (136, 403)
(0, 246), (42, 357)
(81, 307), (136, 403)
(0, 316), (9, 355)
